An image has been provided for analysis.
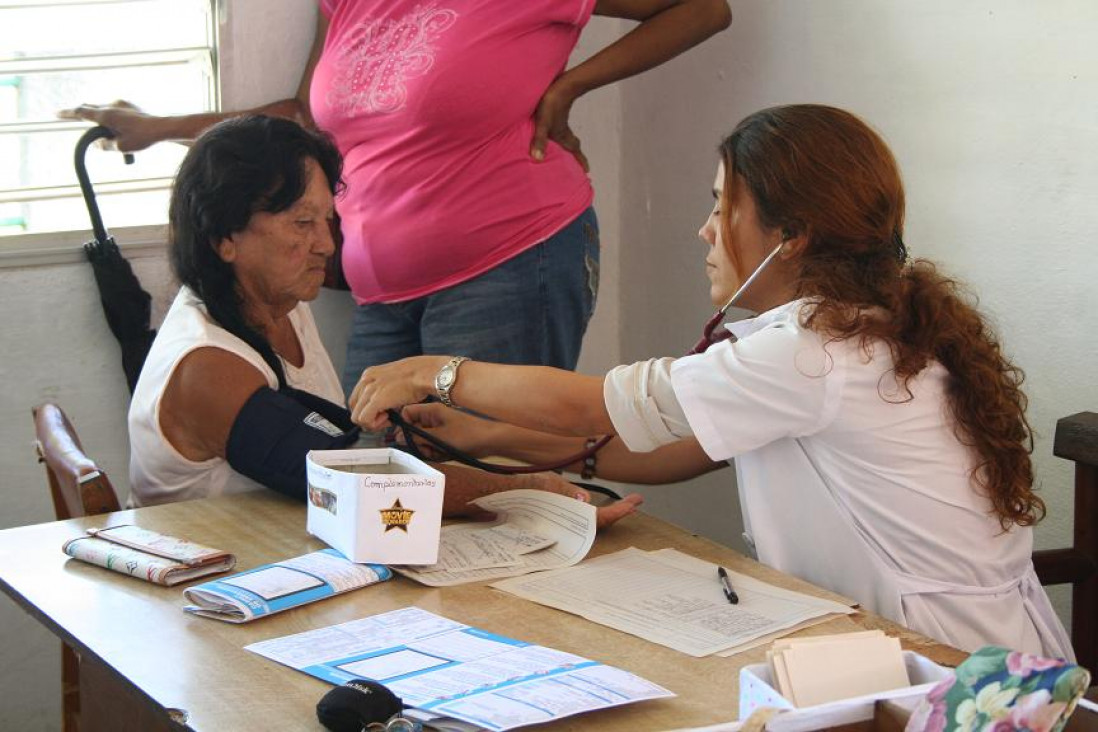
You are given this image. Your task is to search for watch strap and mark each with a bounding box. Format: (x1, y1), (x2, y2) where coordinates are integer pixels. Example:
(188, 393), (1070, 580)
(436, 356), (468, 408)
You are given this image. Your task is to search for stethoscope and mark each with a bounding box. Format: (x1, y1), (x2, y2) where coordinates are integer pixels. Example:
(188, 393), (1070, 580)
(385, 409), (620, 498)
(387, 240), (787, 491)
(688, 240), (786, 355)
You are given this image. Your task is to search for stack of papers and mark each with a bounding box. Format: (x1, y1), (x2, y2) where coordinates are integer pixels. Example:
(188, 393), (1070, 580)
(767, 631), (909, 707)
(491, 548), (855, 657)
(394, 489), (598, 587)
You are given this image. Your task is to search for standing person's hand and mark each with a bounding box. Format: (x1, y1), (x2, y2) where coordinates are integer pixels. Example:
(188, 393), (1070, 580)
(57, 100), (162, 153)
(530, 79), (589, 172)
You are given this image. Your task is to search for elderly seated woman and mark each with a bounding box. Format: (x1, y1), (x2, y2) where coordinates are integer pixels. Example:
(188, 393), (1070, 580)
(127, 115), (641, 522)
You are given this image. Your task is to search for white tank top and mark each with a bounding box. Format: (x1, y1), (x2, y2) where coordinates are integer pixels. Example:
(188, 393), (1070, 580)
(127, 287), (344, 507)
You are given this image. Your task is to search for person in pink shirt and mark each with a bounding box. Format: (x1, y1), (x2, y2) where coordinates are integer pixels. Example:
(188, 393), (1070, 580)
(61, 0), (731, 396)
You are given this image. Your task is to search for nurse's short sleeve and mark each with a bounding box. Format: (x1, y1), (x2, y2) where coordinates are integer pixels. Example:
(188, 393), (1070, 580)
(604, 358), (693, 453)
(670, 322), (843, 461)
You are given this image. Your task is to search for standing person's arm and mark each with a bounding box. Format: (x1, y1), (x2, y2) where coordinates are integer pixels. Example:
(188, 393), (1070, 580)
(531, 0), (731, 164)
(57, 13), (330, 152)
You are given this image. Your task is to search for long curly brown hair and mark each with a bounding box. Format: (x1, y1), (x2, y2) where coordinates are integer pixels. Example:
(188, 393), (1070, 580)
(720, 105), (1043, 528)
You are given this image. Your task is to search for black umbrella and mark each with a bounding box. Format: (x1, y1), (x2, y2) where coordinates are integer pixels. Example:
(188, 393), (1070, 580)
(75, 126), (156, 394)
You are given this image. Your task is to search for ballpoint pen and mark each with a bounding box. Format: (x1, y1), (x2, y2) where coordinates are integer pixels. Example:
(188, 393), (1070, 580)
(717, 566), (739, 604)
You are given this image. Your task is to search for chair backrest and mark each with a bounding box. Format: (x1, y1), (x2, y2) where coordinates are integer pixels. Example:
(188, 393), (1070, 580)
(32, 403), (121, 520)
(1033, 411), (1097, 672)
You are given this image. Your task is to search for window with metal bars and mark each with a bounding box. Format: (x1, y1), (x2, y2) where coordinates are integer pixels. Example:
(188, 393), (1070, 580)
(0, 0), (218, 247)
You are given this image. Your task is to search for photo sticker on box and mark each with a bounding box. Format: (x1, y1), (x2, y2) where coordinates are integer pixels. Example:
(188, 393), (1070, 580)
(308, 483), (338, 516)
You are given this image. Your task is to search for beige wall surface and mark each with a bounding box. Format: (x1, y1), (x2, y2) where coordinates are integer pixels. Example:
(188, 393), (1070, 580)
(2, 0), (1096, 727)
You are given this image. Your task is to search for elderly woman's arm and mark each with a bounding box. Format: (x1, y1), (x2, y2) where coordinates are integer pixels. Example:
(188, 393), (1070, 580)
(437, 464), (644, 528)
(159, 348), (642, 525)
(158, 347), (268, 461)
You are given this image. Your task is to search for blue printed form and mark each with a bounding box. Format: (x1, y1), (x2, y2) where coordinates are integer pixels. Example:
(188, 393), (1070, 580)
(183, 548), (391, 623)
(245, 607), (673, 731)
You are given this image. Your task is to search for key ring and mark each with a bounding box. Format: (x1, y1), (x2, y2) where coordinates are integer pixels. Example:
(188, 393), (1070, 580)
(364, 716), (422, 732)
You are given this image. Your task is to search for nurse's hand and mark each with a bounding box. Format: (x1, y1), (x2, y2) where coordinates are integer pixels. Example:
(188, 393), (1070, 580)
(350, 355), (448, 431)
(400, 403), (500, 460)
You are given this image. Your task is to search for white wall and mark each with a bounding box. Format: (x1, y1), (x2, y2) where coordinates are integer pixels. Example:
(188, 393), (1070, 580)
(2, 0), (1095, 727)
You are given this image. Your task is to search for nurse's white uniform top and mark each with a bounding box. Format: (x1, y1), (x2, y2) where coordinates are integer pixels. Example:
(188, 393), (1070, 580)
(604, 299), (1072, 659)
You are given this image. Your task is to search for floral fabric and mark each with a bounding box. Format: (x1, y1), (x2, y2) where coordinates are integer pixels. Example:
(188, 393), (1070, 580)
(905, 646), (1091, 732)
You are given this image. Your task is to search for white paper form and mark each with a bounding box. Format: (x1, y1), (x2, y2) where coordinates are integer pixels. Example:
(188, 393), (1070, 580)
(491, 548), (854, 657)
(245, 607), (672, 731)
(410, 525), (556, 575)
(644, 549), (856, 657)
(394, 489), (596, 587)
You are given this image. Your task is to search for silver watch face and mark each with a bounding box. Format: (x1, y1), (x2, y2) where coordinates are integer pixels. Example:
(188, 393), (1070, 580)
(437, 369), (455, 388)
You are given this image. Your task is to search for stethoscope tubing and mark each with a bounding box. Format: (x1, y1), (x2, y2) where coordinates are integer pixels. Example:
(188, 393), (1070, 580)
(690, 241), (785, 355)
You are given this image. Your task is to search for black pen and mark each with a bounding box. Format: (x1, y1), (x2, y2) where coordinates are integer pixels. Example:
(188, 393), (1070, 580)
(717, 566), (739, 604)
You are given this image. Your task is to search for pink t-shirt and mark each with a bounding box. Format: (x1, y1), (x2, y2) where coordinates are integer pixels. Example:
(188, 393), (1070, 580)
(313, 0), (596, 304)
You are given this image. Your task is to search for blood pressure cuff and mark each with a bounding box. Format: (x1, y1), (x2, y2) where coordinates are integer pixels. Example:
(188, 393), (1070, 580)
(226, 386), (360, 500)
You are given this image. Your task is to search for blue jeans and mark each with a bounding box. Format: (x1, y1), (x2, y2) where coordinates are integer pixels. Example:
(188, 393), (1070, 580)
(342, 207), (600, 395)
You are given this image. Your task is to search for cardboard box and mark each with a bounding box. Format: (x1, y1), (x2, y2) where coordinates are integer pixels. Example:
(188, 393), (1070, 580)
(306, 448), (444, 565)
(739, 651), (951, 722)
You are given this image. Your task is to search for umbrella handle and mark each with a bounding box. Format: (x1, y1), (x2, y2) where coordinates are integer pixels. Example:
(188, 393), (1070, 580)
(74, 126), (134, 246)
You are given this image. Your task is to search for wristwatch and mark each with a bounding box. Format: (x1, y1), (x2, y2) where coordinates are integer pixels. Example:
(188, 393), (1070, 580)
(434, 356), (469, 408)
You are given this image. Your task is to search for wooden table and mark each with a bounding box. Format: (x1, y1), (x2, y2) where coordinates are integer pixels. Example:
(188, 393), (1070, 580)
(0, 491), (964, 731)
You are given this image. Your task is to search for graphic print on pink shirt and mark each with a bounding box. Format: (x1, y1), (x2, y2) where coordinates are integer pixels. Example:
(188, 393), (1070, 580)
(326, 3), (459, 116)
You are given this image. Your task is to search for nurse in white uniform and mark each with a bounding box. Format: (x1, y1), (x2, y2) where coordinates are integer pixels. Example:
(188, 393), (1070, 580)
(348, 104), (1073, 660)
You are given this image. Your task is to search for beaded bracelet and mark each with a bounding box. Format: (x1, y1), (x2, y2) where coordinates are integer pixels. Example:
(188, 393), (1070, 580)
(580, 437), (599, 480)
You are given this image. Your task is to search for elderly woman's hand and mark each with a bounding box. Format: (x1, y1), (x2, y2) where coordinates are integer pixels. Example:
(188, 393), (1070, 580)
(349, 355), (448, 431)
(456, 470), (643, 530)
(522, 473), (644, 530)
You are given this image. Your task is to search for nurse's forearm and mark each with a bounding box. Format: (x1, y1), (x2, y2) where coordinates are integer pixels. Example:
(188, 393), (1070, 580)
(490, 428), (722, 484)
(351, 356), (612, 435)
(449, 363), (613, 437)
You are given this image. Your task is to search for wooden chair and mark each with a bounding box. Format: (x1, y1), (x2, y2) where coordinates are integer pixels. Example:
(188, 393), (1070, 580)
(32, 403), (121, 732)
(1033, 411), (1098, 673)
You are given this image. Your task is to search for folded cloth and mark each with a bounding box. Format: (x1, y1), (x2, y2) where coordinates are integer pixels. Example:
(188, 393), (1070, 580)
(905, 646), (1091, 732)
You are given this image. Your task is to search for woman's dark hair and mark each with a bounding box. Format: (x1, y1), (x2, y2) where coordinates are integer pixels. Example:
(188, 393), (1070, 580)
(169, 115), (343, 387)
(719, 104), (1043, 529)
